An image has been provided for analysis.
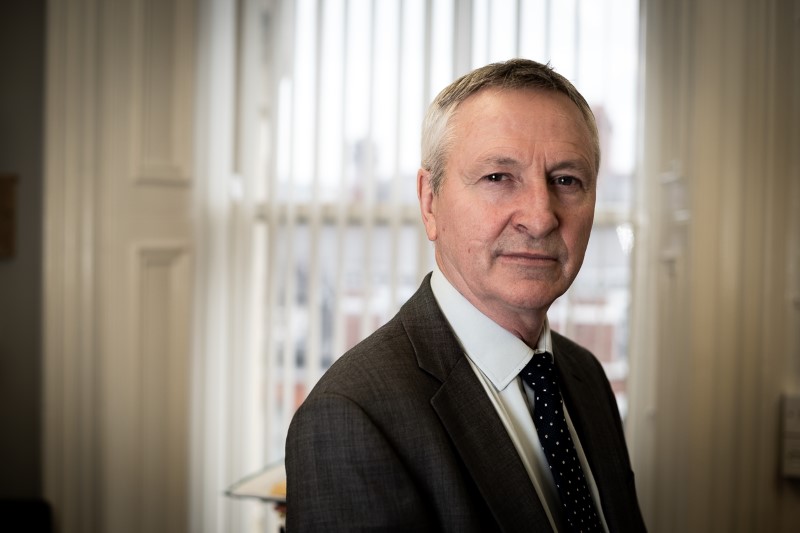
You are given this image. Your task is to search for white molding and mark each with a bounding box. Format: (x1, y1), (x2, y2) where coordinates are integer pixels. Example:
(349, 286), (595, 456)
(43, 0), (102, 531)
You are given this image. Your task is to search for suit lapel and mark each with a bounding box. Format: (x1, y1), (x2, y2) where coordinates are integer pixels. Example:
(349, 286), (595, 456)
(399, 277), (551, 532)
(431, 357), (551, 532)
(397, 280), (643, 532)
(553, 336), (636, 532)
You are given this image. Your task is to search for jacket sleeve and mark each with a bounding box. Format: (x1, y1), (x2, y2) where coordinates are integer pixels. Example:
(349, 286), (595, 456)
(285, 391), (438, 532)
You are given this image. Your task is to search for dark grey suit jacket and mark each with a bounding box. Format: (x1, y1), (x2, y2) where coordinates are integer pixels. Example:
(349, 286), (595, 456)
(286, 275), (646, 532)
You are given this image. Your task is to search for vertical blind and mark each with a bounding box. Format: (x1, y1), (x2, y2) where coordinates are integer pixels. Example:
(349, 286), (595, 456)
(252, 0), (639, 465)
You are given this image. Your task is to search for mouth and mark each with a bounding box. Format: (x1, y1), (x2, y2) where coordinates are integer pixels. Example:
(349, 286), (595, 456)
(497, 251), (559, 264)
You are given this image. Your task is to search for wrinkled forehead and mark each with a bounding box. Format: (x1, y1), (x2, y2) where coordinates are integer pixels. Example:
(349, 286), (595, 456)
(448, 87), (599, 173)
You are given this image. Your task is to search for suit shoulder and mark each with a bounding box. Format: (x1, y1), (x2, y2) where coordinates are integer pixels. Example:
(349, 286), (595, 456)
(552, 330), (595, 360)
(304, 313), (431, 401)
(551, 330), (610, 386)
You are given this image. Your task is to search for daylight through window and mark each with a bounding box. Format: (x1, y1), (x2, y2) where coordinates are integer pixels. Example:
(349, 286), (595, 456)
(248, 0), (640, 465)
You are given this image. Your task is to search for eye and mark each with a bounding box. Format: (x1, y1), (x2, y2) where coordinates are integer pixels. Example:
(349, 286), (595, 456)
(484, 173), (508, 183)
(552, 175), (583, 188)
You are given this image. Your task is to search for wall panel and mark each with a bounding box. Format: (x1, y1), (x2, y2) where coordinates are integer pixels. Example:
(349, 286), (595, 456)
(130, 0), (194, 184)
(135, 244), (191, 533)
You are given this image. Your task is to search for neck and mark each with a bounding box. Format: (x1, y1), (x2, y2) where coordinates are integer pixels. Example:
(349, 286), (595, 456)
(433, 262), (550, 348)
(474, 305), (546, 348)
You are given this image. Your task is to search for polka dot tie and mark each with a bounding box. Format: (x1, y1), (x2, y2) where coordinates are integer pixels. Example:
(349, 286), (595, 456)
(521, 353), (602, 532)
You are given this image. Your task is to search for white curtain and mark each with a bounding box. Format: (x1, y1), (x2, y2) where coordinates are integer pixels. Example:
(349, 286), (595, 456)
(626, 0), (800, 531)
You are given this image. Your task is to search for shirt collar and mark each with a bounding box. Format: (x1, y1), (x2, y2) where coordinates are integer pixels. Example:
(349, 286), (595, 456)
(430, 265), (553, 391)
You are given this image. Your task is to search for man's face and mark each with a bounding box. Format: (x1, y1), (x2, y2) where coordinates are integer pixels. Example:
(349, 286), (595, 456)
(419, 88), (596, 328)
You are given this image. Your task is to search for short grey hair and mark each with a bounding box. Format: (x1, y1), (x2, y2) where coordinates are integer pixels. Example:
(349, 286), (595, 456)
(420, 59), (600, 194)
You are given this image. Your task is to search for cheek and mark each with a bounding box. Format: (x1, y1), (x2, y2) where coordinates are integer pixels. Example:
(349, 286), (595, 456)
(443, 222), (478, 258)
(564, 214), (595, 254)
(440, 196), (504, 251)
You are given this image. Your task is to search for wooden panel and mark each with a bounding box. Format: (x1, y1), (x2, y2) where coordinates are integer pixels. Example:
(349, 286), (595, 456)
(134, 244), (191, 533)
(130, 0), (194, 184)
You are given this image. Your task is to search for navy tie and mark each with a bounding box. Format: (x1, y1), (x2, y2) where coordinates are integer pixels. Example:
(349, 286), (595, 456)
(520, 353), (602, 532)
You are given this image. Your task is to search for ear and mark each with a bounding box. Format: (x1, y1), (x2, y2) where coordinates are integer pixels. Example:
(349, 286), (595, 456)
(417, 168), (438, 242)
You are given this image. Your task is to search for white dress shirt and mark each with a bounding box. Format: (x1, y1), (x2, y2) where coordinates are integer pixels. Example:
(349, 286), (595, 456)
(430, 266), (609, 532)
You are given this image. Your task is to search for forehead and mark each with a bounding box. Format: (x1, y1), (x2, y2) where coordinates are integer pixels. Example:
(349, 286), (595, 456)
(447, 88), (596, 167)
(453, 87), (587, 131)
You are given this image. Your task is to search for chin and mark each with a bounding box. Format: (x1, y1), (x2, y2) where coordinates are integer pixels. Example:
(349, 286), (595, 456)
(494, 291), (559, 313)
(500, 282), (567, 310)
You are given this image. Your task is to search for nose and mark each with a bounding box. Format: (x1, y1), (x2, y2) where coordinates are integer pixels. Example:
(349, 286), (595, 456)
(511, 180), (559, 238)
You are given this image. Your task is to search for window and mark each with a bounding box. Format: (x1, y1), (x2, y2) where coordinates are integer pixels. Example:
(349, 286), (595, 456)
(229, 0), (638, 529)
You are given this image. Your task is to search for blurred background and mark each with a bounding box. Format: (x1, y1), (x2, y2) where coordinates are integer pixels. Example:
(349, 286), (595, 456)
(1, 0), (798, 532)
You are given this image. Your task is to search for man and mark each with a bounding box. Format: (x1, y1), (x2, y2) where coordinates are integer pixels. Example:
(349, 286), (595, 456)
(285, 59), (646, 532)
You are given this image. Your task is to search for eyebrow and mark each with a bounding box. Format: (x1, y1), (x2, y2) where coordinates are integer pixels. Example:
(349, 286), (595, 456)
(476, 155), (593, 175)
(476, 155), (522, 167)
(548, 159), (593, 175)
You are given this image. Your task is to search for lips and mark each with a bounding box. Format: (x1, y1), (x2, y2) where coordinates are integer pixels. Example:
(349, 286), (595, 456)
(493, 237), (565, 264)
(496, 251), (560, 264)
(502, 251), (557, 260)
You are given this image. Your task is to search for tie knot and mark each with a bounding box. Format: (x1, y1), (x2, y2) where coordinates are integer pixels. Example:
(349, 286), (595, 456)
(520, 353), (558, 397)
